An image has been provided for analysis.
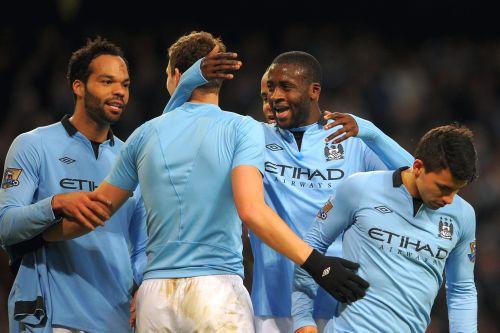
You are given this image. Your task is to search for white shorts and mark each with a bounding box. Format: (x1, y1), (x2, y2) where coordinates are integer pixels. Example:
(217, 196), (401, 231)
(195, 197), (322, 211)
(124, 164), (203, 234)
(254, 316), (332, 333)
(52, 328), (86, 333)
(136, 275), (255, 333)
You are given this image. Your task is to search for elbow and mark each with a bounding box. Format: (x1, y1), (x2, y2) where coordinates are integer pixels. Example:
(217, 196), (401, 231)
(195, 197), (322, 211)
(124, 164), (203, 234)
(237, 202), (261, 226)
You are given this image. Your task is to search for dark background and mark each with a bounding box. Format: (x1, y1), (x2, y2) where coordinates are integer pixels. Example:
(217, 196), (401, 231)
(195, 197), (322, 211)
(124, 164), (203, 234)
(1, 1), (499, 332)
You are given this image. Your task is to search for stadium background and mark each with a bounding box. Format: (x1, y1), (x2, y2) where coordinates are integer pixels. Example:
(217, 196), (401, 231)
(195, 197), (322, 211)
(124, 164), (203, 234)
(1, 2), (499, 332)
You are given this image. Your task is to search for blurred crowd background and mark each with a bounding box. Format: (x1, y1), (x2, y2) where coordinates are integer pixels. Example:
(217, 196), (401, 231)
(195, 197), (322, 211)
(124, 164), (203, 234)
(1, 1), (499, 332)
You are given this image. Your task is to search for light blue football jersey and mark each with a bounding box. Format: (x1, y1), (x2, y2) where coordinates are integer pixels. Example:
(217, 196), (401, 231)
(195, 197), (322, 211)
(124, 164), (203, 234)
(107, 103), (265, 279)
(293, 169), (477, 333)
(161, 58), (415, 319)
(0, 116), (147, 333)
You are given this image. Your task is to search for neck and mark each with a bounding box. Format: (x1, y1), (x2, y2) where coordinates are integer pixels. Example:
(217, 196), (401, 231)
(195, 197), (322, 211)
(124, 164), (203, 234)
(401, 169), (421, 199)
(303, 102), (322, 126)
(189, 90), (219, 105)
(71, 103), (110, 142)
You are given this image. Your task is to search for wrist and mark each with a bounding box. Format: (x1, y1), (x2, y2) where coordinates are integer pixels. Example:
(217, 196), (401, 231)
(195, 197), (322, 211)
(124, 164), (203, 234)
(50, 195), (63, 220)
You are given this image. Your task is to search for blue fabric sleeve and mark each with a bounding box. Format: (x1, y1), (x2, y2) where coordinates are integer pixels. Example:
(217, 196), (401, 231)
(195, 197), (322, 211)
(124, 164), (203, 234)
(445, 202), (477, 333)
(292, 175), (360, 331)
(129, 188), (148, 285)
(232, 118), (265, 173)
(162, 58), (208, 114)
(351, 114), (414, 169)
(106, 125), (145, 191)
(0, 133), (58, 247)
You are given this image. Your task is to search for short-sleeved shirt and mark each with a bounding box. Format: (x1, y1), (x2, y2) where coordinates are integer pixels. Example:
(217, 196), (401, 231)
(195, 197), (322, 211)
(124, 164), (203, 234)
(107, 102), (265, 279)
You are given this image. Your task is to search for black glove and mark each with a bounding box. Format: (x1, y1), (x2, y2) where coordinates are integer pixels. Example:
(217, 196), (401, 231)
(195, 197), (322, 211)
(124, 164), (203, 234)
(302, 249), (369, 303)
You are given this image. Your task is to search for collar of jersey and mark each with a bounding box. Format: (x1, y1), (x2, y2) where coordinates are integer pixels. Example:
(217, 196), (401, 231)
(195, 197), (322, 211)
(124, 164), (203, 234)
(181, 102), (220, 112)
(61, 114), (115, 146)
(276, 121), (324, 143)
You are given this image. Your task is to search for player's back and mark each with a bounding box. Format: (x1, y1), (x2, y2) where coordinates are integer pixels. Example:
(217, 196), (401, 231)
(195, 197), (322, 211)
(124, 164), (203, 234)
(135, 102), (264, 280)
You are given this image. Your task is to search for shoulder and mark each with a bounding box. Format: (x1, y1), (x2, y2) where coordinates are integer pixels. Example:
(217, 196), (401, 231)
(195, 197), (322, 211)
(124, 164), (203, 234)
(10, 122), (63, 151)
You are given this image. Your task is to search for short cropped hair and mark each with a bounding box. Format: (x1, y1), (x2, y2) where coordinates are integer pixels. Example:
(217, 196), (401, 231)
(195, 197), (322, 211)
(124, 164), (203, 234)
(414, 124), (478, 183)
(168, 31), (226, 93)
(270, 51), (322, 84)
(67, 36), (127, 93)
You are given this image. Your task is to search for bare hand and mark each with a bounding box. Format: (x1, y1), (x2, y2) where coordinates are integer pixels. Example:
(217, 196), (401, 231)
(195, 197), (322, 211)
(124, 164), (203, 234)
(295, 326), (318, 333)
(201, 45), (242, 80)
(323, 111), (359, 144)
(130, 290), (138, 328)
(51, 192), (112, 230)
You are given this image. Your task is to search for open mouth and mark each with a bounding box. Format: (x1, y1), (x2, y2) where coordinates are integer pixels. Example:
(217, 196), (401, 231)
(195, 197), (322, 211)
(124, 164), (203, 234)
(273, 105), (290, 121)
(105, 100), (124, 113)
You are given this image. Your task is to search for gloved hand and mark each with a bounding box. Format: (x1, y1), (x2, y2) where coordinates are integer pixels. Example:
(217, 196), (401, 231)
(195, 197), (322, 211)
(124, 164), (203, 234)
(302, 249), (369, 303)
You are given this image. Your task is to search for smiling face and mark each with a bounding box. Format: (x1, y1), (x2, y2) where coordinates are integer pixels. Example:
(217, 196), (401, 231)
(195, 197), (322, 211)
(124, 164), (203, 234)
(81, 54), (130, 124)
(260, 72), (275, 124)
(413, 160), (468, 209)
(266, 63), (317, 129)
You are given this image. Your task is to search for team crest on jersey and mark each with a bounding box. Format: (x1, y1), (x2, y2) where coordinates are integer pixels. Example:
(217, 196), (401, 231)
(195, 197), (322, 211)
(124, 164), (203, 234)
(317, 200), (333, 220)
(438, 216), (454, 240)
(468, 241), (476, 262)
(2, 168), (22, 189)
(324, 142), (344, 161)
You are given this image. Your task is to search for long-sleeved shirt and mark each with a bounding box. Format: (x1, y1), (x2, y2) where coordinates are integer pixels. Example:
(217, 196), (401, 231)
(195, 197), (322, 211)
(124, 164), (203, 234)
(293, 168), (477, 333)
(0, 116), (147, 333)
(162, 58), (415, 319)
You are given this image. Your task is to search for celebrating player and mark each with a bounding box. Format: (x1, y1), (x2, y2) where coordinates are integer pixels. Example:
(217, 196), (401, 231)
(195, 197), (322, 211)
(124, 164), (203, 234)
(164, 49), (414, 332)
(0, 37), (147, 333)
(293, 124), (478, 333)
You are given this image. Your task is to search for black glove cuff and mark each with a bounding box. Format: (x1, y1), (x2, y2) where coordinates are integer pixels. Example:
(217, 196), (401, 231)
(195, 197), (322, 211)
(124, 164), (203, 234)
(301, 249), (323, 276)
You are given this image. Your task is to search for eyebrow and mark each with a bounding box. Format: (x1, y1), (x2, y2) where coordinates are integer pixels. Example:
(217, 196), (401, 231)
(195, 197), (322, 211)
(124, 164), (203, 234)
(97, 74), (130, 82)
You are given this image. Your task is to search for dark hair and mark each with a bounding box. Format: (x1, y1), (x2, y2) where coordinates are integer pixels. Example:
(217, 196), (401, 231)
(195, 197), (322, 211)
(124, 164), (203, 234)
(270, 51), (322, 84)
(168, 31), (226, 93)
(414, 124), (478, 183)
(67, 36), (127, 96)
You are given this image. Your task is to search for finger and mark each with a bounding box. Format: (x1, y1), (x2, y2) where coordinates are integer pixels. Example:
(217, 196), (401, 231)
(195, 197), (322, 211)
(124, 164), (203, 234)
(207, 73), (234, 79)
(349, 274), (370, 289)
(87, 201), (111, 220)
(323, 111), (344, 121)
(323, 117), (347, 130)
(326, 126), (348, 141)
(339, 258), (360, 270)
(71, 211), (96, 230)
(88, 192), (112, 207)
(207, 44), (220, 56)
(333, 131), (354, 144)
(212, 63), (242, 71)
(345, 280), (366, 300)
(209, 51), (238, 60)
(80, 205), (105, 227)
(207, 59), (241, 66)
(339, 285), (356, 304)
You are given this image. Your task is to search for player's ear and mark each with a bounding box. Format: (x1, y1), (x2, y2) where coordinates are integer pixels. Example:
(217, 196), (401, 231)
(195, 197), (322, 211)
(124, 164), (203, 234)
(72, 80), (85, 98)
(174, 68), (182, 86)
(309, 83), (321, 101)
(413, 159), (425, 177)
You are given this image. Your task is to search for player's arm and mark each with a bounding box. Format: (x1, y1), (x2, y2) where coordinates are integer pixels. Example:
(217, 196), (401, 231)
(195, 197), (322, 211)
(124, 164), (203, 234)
(324, 112), (414, 169)
(128, 189), (148, 286)
(42, 185), (128, 241)
(233, 118), (368, 305)
(292, 176), (363, 332)
(444, 203), (477, 333)
(163, 46), (241, 114)
(0, 132), (61, 248)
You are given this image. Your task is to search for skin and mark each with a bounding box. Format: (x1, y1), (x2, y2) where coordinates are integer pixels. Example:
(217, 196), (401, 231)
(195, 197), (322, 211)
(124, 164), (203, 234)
(45, 54), (130, 238)
(402, 160), (468, 209)
(296, 161), (469, 333)
(260, 71), (275, 124)
(266, 63), (321, 129)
